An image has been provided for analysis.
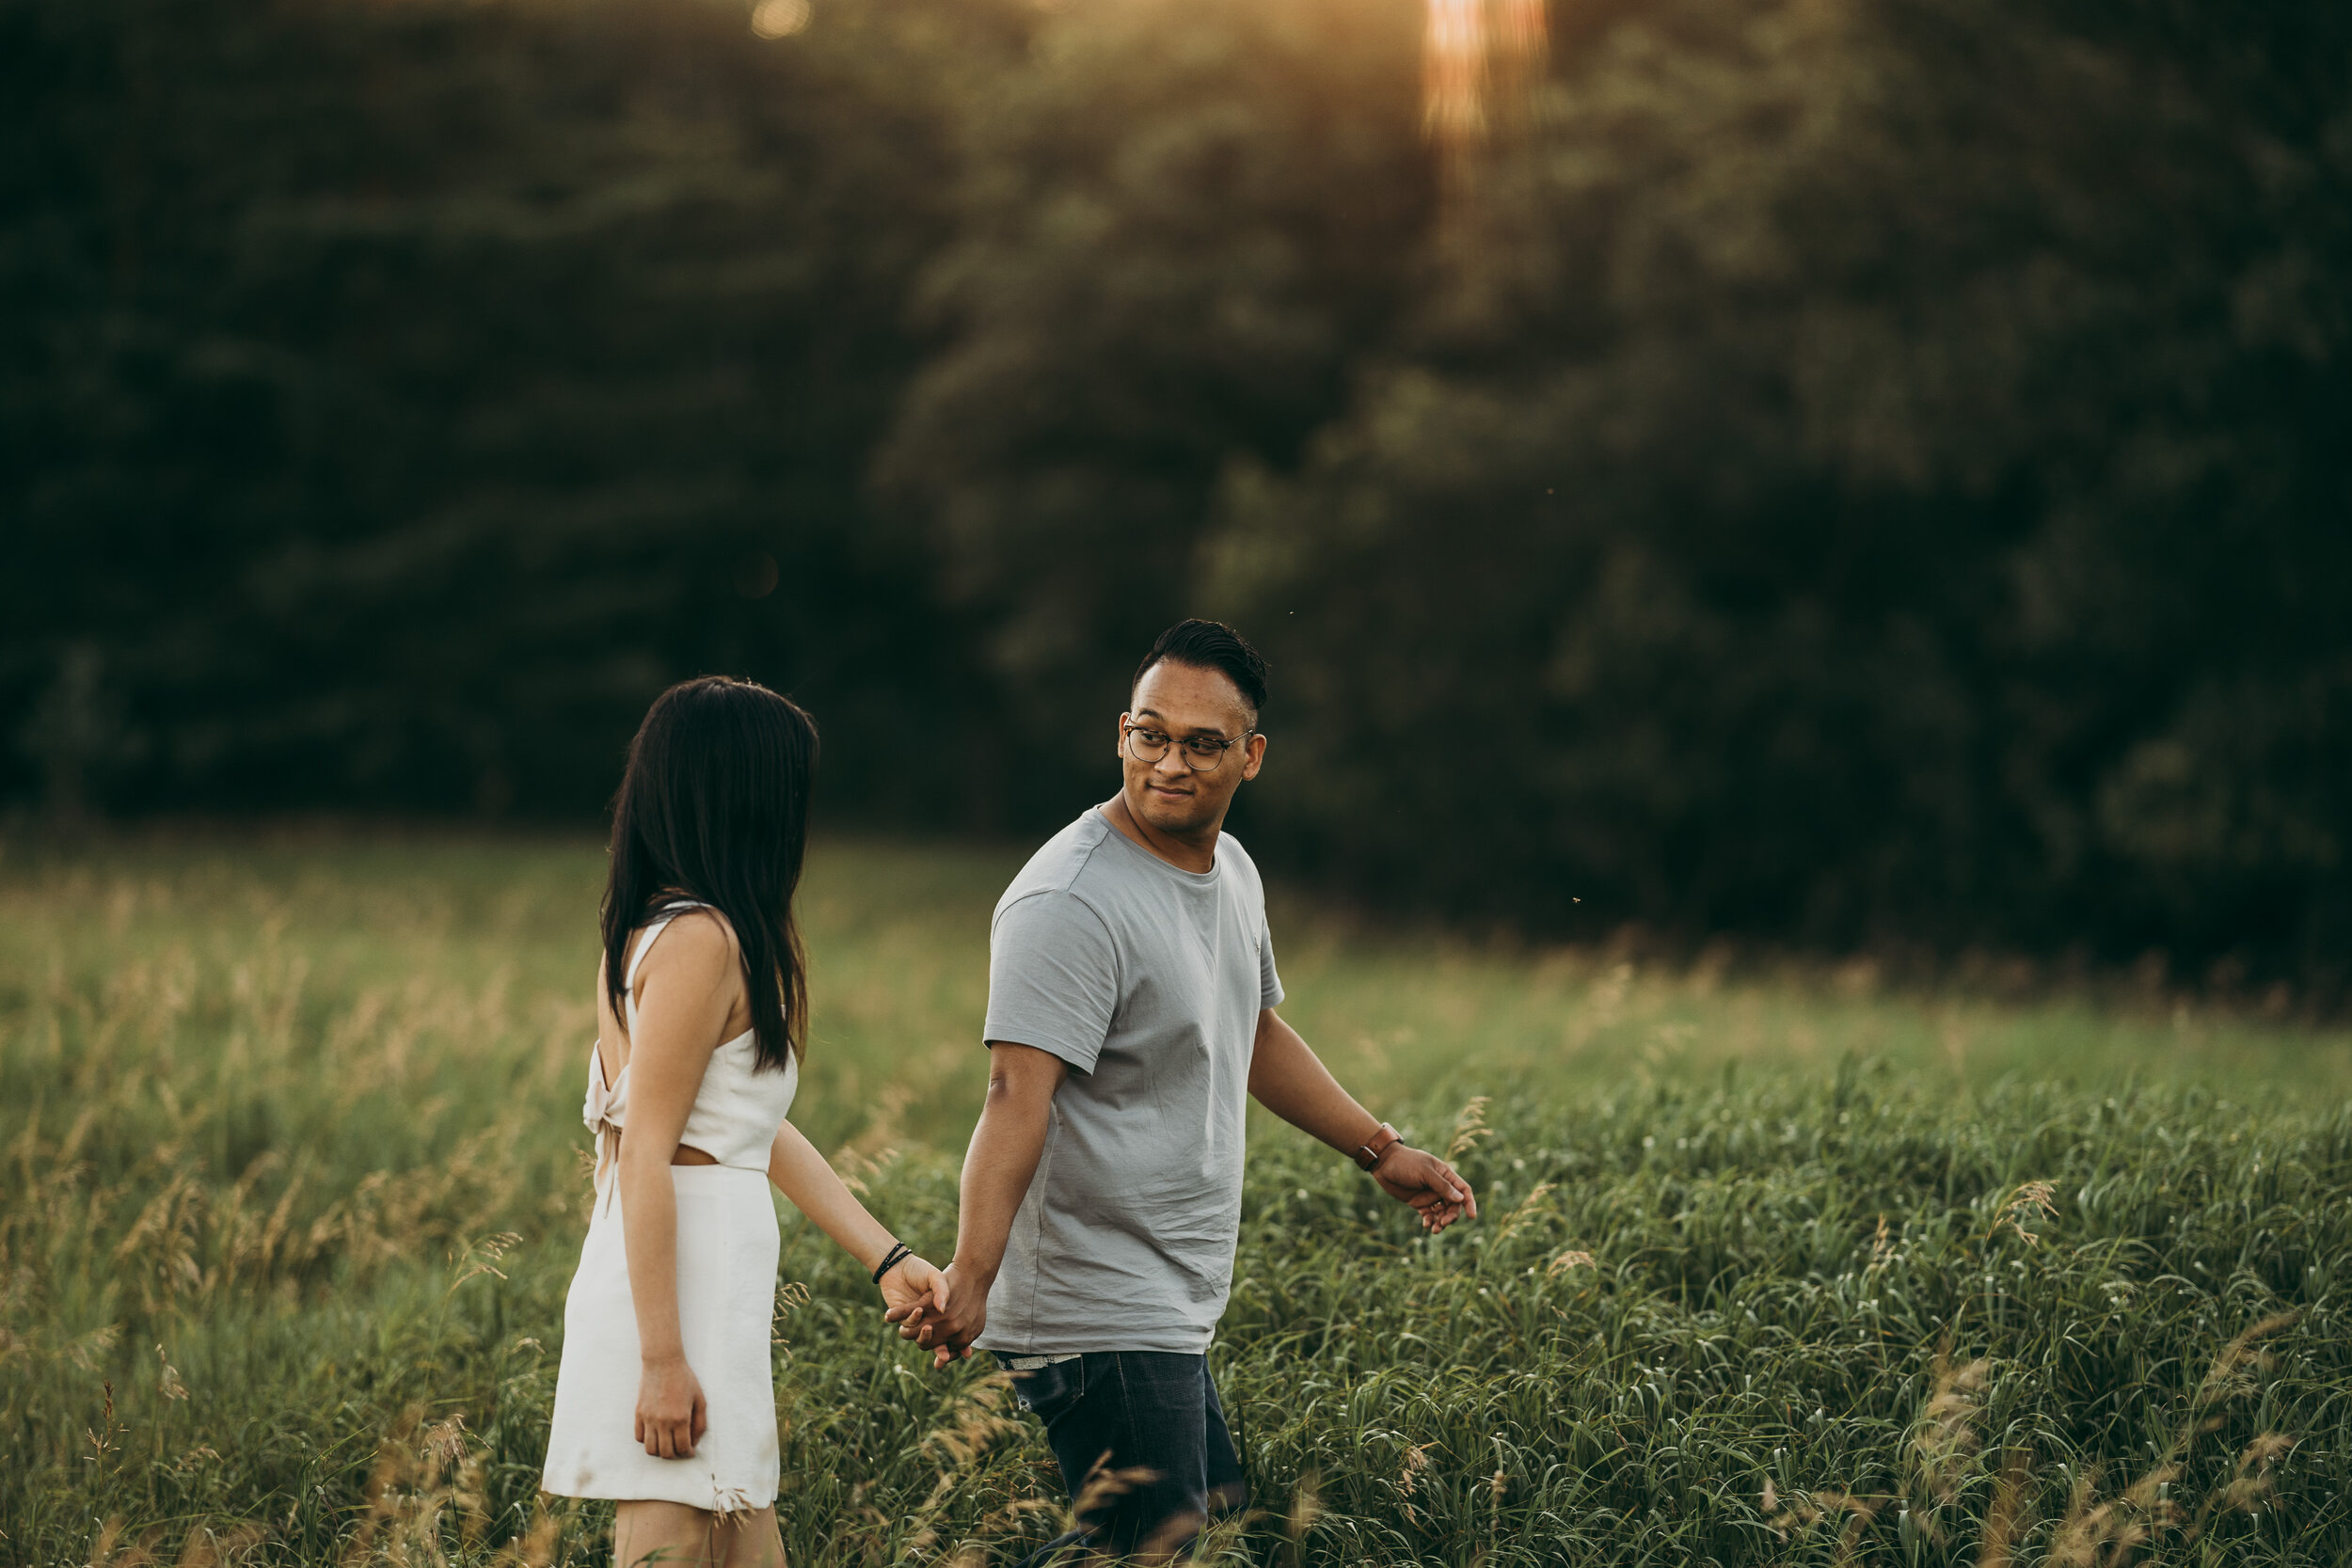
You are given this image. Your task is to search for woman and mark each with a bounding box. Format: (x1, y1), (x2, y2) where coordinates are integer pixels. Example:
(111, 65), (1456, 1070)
(543, 677), (946, 1568)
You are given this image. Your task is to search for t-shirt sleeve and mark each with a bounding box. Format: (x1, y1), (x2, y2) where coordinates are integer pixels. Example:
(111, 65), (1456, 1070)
(984, 890), (1119, 1072)
(1259, 919), (1284, 1008)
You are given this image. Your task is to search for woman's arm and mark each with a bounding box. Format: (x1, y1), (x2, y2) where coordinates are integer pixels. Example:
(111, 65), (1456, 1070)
(612, 912), (739, 1460)
(764, 1120), (898, 1268)
(766, 1120), (947, 1322)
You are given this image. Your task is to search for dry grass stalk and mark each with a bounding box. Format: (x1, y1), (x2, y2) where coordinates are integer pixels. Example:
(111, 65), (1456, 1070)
(85, 1518), (128, 1568)
(67, 1322), (123, 1373)
(1058, 1456), (1160, 1523)
(1908, 1339), (1989, 1506)
(895, 1374), (1026, 1558)
(2210, 1432), (2296, 1520)
(2026, 1308), (2308, 1565)
(1974, 1448), (2028, 1568)
(488, 1506), (557, 1568)
(1545, 1248), (1595, 1278)
(1987, 1180), (2058, 1245)
(2192, 1309), (2301, 1413)
(1765, 1485), (1875, 1555)
(338, 1403), (491, 1567)
(971, 1497), (1062, 1544)
(1494, 1180), (1554, 1243)
(1447, 1097), (1493, 1160)
(1286, 1468), (1322, 1547)
(1398, 1438), (1438, 1497)
(1136, 1504), (1213, 1565)
(445, 1231), (521, 1295)
(169, 1523), (265, 1568)
(915, 1372), (1023, 1473)
(1820, 1491), (1878, 1568)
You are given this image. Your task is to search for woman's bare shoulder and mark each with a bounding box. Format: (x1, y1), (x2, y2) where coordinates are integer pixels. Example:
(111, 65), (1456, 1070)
(640, 905), (743, 979)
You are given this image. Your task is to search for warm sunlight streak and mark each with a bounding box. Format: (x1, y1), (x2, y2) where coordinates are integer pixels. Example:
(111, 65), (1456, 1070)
(1423, 0), (1486, 143)
(1424, 0), (1548, 158)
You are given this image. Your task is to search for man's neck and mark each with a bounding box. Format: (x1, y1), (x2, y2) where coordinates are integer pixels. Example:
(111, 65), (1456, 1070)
(1100, 793), (1220, 875)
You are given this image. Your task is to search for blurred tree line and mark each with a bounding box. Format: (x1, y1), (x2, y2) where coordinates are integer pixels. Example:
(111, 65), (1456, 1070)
(4, 0), (2347, 984)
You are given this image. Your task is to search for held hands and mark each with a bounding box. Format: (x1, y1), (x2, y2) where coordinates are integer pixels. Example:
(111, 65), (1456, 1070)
(877, 1250), (949, 1329)
(1372, 1144), (1478, 1233)
(635, 1354), (708, 1458)
(884, 1259), (986, 1370)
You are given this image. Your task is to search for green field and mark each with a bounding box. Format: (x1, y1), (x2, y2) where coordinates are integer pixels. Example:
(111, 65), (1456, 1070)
(3, 832), (2348, 1566)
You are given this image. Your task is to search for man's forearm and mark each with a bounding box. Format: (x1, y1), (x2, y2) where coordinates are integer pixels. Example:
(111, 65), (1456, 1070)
(1249, 1007), (1479, 1231)
(951, 1074), (1055, 1284)
(1248, 1008), (1382, 1153)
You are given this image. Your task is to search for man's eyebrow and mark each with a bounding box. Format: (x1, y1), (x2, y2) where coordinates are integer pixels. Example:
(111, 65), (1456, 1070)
(1132, 707), (1241, 737)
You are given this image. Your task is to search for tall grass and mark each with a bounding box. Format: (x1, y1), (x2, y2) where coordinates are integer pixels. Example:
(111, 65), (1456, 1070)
(1, 832), (2346, 1565)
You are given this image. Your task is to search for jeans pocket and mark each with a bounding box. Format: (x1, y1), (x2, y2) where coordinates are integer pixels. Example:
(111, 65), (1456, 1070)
(1006, 1357), (1087, 1421)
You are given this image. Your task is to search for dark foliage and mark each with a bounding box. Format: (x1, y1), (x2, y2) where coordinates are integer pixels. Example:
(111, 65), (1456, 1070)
(2, 0), (1018, 821)
(4, 0), (2347, 982)
(1205, 0), (2352, 982)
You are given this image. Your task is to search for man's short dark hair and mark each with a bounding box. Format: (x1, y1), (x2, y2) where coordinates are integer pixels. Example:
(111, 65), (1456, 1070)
(1135, 620), (1270, 715)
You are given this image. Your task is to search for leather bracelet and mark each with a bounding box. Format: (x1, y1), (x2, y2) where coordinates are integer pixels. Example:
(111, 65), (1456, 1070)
(1353, 1121), (1402, 1172)
(871, 1241), (913, 1286)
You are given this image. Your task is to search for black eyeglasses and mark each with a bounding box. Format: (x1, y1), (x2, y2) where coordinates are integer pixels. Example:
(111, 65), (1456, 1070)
(1122, 720), (1254, 772)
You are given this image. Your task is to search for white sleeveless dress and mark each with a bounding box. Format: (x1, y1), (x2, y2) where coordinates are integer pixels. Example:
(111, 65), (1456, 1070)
(541, 902), (801, 1513)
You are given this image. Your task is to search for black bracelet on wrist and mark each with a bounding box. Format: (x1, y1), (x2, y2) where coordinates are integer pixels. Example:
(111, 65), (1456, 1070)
(871, 1241), (914, 1286)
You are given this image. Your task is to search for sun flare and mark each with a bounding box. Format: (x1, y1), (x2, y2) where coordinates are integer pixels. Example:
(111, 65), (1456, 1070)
(1423, 0), (1548, 157)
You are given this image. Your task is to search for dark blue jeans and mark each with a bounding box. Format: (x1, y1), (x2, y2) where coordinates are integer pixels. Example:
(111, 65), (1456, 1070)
(995, 1351), (1247, 1564)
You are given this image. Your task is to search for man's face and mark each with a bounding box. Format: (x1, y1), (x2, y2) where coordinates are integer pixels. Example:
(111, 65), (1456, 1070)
(1118, 660), (1267, 837)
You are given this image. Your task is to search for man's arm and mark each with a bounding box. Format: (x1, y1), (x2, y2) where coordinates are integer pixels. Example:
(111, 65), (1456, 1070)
(887, 1040), (1067, 1367)
(1248, 1008), (1477, 1232)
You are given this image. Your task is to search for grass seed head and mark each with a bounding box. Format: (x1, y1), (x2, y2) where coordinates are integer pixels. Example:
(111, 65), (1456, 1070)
(1448, 1096), (1493, 1159)
(1398, 1439), (1438, 1497)
(1988, 1180), (2058, 1245)
(1287, 1469), (1322, 1542)
(1495, 1180), (1554, 1243)
(1908, 1342), (1990, 1505)
(489, 1507), (557, 1568)
(2194, 1309), (2302, 1410)
(1069, 1460), (1161, 1525)
(1973, 1449), (2028, 1568)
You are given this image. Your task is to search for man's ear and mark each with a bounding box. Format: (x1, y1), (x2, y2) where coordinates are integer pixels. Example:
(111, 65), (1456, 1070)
(1240, 732), (1268, 782)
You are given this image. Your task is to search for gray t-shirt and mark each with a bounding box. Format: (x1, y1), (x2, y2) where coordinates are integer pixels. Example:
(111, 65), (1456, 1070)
(976, 808), (1283, 1354)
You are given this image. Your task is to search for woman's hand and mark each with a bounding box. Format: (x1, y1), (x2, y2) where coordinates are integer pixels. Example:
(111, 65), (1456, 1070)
(635, 1354), (708, 1459)
(879, 1252), (947, 1328)
(888, 1259), (987, 1369)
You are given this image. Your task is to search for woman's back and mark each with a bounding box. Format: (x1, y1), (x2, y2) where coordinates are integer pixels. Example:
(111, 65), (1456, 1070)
(585, 900), (798, 1177)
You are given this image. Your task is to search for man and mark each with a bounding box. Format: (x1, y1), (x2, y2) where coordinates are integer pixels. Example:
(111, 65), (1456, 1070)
(890, 618), (1477, 1562)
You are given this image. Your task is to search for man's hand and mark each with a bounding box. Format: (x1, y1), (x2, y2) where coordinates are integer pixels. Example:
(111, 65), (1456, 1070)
(886, 1259), (989, 1369)
(1247, 1008), (1481, 1235)
(1371, 1145), (1477, 1233)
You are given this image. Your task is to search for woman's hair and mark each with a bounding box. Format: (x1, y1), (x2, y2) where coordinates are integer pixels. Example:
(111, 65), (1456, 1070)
(601, 676), (818, 1071)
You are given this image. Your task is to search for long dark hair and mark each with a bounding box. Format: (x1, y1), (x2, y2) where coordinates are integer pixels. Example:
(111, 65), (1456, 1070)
(602, 676), (818, 1070)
